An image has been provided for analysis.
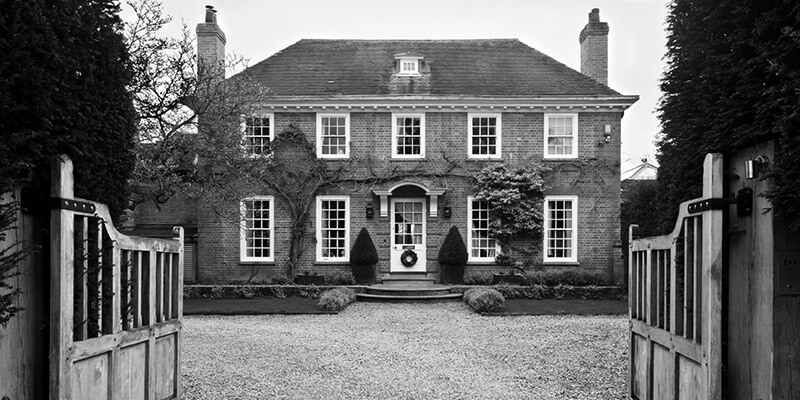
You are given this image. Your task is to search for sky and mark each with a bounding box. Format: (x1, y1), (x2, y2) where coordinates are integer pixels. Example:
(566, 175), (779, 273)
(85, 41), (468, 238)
(140, 0), (670, 170)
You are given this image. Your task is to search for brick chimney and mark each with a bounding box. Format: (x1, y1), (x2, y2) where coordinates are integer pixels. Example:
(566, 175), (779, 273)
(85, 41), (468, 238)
(196, 5), (226, 80)
(579, 8), (609, 85)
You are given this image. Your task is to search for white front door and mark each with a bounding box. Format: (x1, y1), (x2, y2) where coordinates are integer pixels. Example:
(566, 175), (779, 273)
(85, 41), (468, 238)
(390, 198), (426, 272)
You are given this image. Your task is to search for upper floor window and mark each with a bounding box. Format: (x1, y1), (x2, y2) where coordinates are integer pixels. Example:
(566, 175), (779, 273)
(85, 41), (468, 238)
(468, 197), (499, 262)
(317, 114), (350, 159)
(544, 114), (578, 159)
(244, 114), (273, 156)
(468, 113), (501, 159)
(392, 113), (425, 158)
(316, 196), (350, 261)
(400, 60), (418, 74)
(543, 196), (578, 263)
(240, 196), (274, 262)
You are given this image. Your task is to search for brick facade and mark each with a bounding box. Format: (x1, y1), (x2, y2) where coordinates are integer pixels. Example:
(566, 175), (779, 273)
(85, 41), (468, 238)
(133, 7), (635, 285)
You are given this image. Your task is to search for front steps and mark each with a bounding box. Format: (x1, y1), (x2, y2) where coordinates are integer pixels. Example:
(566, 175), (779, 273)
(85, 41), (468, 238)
(357, 274), (462, 302)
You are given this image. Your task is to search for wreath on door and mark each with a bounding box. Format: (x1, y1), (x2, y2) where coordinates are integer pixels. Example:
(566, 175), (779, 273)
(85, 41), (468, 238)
(400, 249), (418, 267)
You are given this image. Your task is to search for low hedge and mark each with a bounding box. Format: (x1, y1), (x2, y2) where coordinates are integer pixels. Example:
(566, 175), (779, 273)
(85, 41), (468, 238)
(463, 288), (505, 313)
(184, 285), (365, 300)
(318, 288), (358, 312)
(449, 285), (626, 301)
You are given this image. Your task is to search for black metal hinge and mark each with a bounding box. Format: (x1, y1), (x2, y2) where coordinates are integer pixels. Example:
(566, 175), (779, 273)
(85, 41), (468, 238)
(687, 198), (726, 214)
(50, 197), (96, 214)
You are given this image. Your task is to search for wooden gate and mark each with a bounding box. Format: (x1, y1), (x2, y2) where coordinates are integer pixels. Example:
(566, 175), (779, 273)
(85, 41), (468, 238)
(628, 153), (723, 400)
(49, 155), (183, 400)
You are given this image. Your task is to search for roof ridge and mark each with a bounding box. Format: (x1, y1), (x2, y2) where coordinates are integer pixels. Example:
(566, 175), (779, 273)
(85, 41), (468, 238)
(296, 38), (523, 43)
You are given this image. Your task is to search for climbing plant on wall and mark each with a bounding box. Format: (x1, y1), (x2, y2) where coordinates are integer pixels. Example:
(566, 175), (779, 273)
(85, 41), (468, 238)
(473, 164), (548, 246)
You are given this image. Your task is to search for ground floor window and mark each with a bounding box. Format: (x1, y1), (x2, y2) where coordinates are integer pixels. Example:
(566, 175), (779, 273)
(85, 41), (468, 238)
(240, 196), (274, 262)
(468, 197), (498, 261)
(317, 196), (350, 261)
(543, 196), (578, 262)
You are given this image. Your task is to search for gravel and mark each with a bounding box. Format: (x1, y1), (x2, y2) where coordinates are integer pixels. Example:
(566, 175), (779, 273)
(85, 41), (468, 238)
(182, 302), (628, 399)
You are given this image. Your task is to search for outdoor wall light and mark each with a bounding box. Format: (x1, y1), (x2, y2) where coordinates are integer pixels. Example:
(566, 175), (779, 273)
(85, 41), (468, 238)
(365, 203), (374, 219)
(745, 155), (769, 179)
(603, 124), (612, 144)
(443, 202), (452, 218)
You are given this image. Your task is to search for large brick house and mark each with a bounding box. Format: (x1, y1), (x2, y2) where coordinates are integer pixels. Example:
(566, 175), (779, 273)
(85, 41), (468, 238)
(132, 7), (638, 284)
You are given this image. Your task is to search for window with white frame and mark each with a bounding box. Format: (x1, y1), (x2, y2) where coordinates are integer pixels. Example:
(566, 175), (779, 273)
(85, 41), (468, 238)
(392, 113), (425, 158)
(468, 197), (499, 261)
(544, 114), (578, 158)
(399, 59), (419, 75)
(317, 114), (350, 158)
(240, 196), (274, 262)
(543, 196), (578, 262)
(244, 114), (273, 155)
(316, 196), (350, 261)
(468, 114), (501, 158)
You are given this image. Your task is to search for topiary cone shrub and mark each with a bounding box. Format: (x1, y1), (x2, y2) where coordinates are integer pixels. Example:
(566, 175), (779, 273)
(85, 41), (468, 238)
(438, 226), (469, 284)
(350, 227), (378, 284)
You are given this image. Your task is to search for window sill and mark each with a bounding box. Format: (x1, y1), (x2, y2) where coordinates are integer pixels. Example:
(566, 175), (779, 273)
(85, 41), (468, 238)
(543, 157), (579, 161)
(467, 261), (497, 266)
(542, 261), (580, 267)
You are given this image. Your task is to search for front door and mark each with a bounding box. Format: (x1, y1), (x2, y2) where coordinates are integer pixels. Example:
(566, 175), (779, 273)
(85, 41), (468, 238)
(390, 198), (426, 272)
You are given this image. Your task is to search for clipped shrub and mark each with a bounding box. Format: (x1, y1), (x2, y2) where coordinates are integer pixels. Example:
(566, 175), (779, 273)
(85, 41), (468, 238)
(438, 226), (469, 284)
(464, 272), (493, 286)
(463, 288), (505, 313)
(324, 271), (356, 285)
(522, 270), (610, 287)
(350, 228), (378, 284)
(318, 287), (357, 312)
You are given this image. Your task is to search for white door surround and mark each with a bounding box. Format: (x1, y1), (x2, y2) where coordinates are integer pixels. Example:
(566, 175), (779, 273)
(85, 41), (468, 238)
(390, 198), (426, 272)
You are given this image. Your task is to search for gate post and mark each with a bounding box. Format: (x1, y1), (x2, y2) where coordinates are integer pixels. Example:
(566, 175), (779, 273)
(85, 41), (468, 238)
(49, 155), (75, 400)
(702, 153), (724, 399)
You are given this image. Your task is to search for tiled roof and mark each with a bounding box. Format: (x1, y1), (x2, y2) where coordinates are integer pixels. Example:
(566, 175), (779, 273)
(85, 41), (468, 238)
(240, 39), (620, 97)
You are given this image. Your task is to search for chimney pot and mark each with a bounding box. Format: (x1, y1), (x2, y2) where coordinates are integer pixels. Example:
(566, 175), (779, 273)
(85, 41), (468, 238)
(205, 5), (216, 23)
(589, 8), (600, 22)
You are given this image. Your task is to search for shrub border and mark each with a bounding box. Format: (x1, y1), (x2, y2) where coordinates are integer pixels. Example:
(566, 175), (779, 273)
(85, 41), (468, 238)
(184, 284), (625, 301)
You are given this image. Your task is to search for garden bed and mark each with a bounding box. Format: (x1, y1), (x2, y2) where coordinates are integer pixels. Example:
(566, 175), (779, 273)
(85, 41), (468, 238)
(185, 284), (625, 301)
(184, 284), (366, 300)
(449, 284), (626, 300)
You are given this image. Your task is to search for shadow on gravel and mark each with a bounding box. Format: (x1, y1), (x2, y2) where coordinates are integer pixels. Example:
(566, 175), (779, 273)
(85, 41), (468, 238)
(485, 299), (628, 316)
(184, 298), (335, 315)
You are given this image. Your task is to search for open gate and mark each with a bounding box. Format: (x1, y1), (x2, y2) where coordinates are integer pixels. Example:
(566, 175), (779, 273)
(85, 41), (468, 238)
(49, 155), (184, 400)
(628, 153), (723, 400)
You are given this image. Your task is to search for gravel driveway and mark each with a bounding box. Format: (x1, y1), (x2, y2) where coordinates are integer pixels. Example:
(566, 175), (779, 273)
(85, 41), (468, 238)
(182, 302), (628, 399)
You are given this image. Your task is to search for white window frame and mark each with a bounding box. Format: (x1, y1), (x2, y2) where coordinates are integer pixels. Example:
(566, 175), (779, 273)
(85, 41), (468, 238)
(240, 196), (275, 262)
(241, 113), (274, 156)
(544, 113), (579, 159)
(398, 58), (420, 75)
(316, 196), (350, 262)
(467, 113), (502, 159)
(391, 113), (425, 159)
(543, 195), (578, 263)
(467, 196), (500, 262)
(316, 113), (350, 159)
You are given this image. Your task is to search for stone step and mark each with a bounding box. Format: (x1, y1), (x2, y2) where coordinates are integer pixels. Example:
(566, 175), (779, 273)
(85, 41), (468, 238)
(381, 278), (436, 286)
(366, 285), (452, 297)
(356, 293), (463, 302)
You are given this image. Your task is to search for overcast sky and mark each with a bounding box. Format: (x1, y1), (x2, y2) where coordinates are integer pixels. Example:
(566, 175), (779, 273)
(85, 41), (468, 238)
(143, 0), (669, 169)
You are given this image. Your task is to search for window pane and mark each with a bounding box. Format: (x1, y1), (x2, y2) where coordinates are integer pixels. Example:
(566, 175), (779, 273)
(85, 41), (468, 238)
(243, 199), (272, 259)
(319, 198), (348, 259)
(469, 200), (497, 259)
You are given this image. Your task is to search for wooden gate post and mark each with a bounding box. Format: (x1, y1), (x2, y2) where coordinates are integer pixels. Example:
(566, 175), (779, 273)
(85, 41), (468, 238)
(702, 153), (723, 400)
(49, 155), (75, 400)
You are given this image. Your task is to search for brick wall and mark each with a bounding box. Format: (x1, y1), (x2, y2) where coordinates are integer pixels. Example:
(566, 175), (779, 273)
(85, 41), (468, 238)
(188, 110), (624, 284)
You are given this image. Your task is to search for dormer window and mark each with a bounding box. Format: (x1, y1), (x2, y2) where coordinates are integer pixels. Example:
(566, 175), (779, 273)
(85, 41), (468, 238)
(400, 59), (418, 75)
(394, 52), (423, 76)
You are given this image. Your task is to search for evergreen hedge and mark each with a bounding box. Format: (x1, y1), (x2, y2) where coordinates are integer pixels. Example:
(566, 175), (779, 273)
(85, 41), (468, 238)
(350, 227), (379, 265)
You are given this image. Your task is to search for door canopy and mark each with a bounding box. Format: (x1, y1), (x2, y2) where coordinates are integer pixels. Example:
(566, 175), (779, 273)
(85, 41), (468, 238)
(372, 181), (446, 218)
